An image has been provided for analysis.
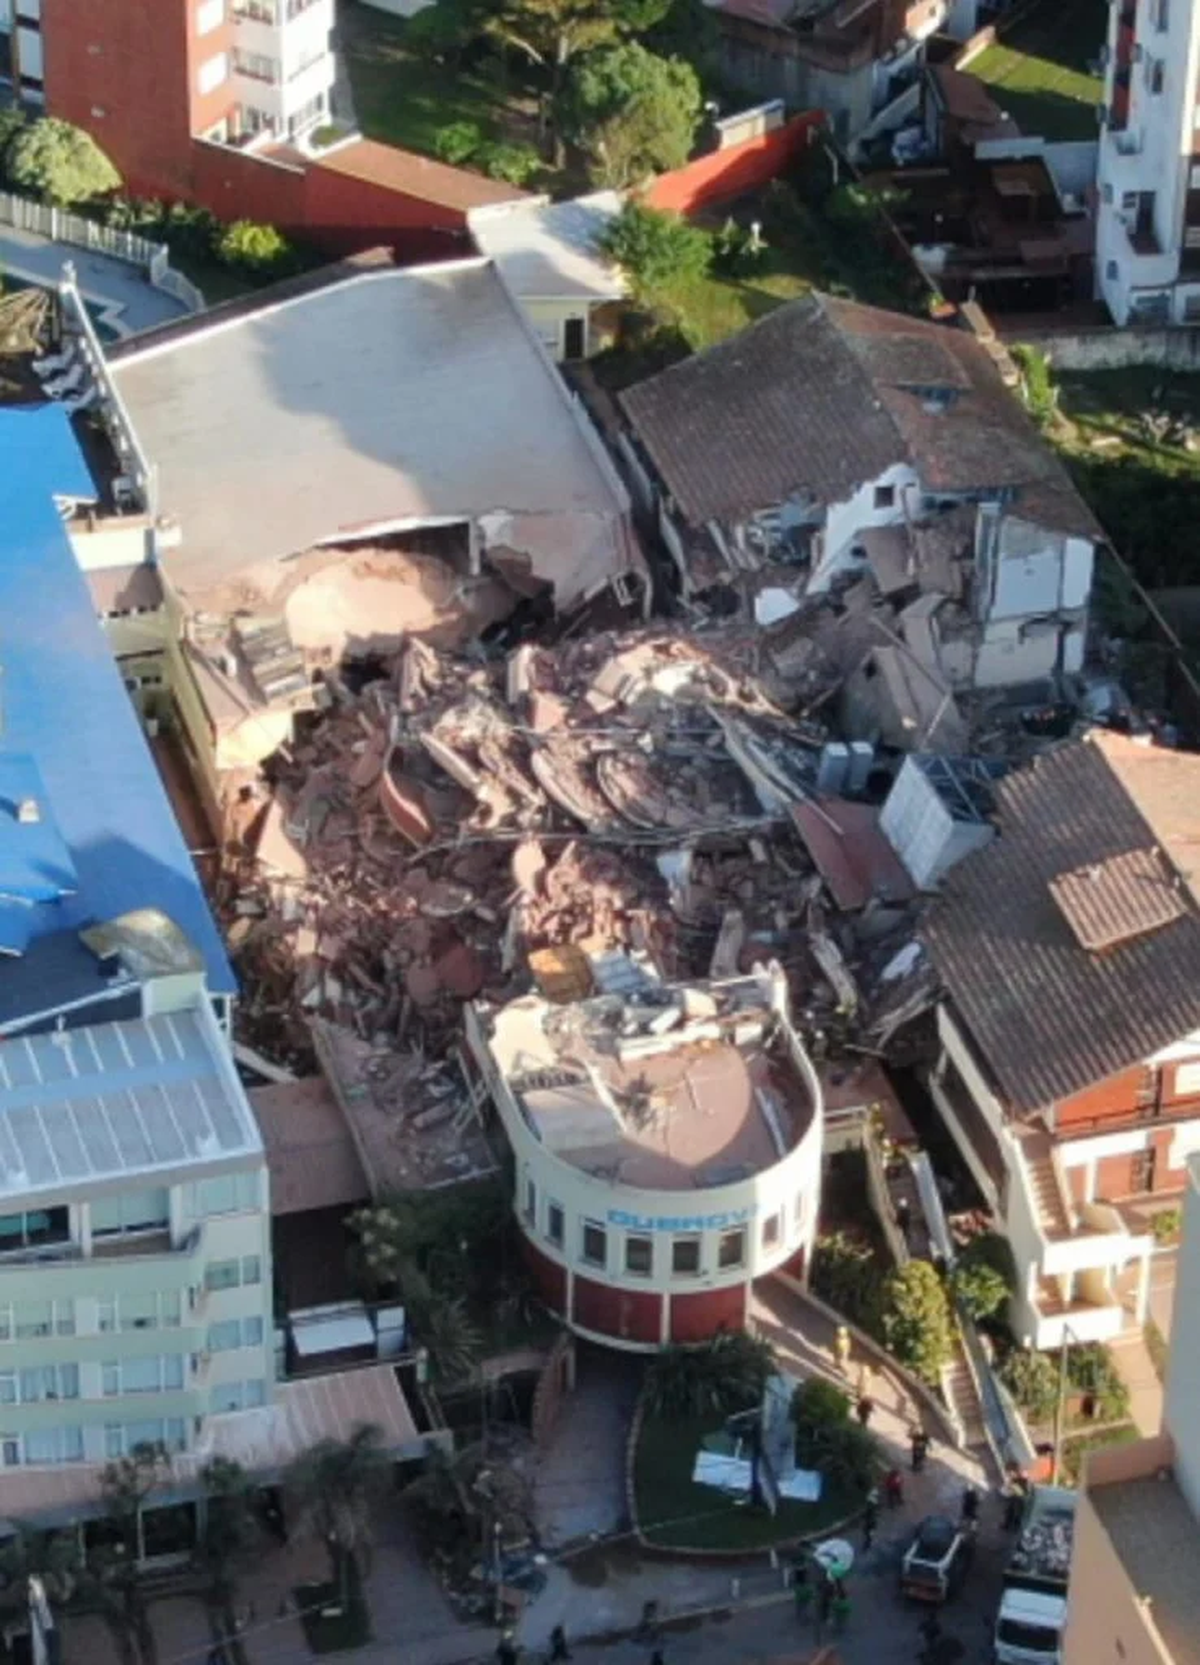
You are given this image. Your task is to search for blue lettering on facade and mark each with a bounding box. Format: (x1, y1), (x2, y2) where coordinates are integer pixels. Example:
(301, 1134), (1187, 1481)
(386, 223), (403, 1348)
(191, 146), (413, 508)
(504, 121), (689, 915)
(606, 1206), (758, 1232)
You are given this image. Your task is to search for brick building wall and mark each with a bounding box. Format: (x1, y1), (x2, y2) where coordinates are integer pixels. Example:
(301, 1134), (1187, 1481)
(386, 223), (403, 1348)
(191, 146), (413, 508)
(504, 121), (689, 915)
(40, 0), (204, 199)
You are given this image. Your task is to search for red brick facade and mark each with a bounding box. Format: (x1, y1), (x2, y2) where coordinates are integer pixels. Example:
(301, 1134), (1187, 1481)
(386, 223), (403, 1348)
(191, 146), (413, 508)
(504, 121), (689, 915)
(40, 0), (212, 200)
(523, 1239), (757, 1348)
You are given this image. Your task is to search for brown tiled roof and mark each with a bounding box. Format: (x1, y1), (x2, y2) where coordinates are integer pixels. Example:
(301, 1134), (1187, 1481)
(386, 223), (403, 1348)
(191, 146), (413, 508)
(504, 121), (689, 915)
(315, 138), (528, 213)
(922, 737), (1200, 1114)
(249, 1076), (369, 1216)
(619, 292), (1098, 538)
(86, 563), (164, 613)
(1089, 729), (1200, 906)
(930, 64), (1005, 127)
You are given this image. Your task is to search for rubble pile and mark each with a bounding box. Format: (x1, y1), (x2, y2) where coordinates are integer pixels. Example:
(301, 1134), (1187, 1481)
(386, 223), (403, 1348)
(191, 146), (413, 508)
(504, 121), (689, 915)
(219, 625), (932, 1068)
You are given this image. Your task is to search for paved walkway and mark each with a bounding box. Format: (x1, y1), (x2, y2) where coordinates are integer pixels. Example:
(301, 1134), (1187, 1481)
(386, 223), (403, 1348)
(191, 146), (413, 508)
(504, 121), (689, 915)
(1110, 1327), (1164, 1436)
(0, 225), (192, 336)
(534, 1344), (643, 1550)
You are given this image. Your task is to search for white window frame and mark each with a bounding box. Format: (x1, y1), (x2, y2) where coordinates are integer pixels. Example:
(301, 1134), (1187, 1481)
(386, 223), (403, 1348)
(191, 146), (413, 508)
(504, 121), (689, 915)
(197, 50), (229, 94)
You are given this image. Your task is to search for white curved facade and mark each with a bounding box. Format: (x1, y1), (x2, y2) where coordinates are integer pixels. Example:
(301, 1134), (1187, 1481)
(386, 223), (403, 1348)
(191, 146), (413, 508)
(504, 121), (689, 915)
(465, 969), (823, 1349)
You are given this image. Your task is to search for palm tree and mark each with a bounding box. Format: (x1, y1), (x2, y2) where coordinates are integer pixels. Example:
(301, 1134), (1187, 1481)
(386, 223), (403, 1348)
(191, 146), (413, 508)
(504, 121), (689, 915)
(195, 1458), (260, 1665)
(285, 1424), (389, 1607)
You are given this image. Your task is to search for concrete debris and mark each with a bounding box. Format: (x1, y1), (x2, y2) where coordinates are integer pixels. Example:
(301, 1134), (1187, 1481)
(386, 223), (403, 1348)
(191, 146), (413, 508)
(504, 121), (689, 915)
(217, 623), (941, 1077)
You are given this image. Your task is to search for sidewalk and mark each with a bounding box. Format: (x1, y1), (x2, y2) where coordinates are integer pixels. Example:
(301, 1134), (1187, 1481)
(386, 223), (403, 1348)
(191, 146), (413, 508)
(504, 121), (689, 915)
(1109, 1327), (1164, 1436)
(0, 225), (191, 336)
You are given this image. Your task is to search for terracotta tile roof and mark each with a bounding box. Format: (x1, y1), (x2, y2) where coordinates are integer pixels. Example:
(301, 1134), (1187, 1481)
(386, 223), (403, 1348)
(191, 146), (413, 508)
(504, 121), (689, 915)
(250, 1075), (369, 1216)
(619, 293), (1098, 539)
(1089, 729), (1200, 906)
(315, 138), (529, 214)
(85, 562), (164, 613)
(922, 737), (1200, 1114)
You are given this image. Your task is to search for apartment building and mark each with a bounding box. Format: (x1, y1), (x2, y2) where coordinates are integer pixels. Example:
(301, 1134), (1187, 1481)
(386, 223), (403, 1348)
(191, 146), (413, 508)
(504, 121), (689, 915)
(1061, 1150), (1200, 1665)
(922, 729), (1200, 1352)
(1095, 0), (1200, 323)
(0, 402), (421, 1531)
(0, 0), (335, 198)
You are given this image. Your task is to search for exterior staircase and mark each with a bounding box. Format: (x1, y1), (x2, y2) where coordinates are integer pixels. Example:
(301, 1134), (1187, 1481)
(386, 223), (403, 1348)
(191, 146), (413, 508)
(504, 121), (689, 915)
(942, 1341), (990, 1454)
(1016, 1125), (1073, 1239)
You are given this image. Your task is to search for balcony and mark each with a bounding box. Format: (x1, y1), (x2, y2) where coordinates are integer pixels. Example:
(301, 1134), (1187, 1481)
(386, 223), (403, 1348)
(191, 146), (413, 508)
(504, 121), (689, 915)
(0, 1223), (205, 1283)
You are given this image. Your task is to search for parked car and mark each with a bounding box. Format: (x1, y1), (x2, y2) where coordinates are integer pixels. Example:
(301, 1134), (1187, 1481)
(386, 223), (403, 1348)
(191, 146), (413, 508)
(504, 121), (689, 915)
(899, 1513), (974, 1602)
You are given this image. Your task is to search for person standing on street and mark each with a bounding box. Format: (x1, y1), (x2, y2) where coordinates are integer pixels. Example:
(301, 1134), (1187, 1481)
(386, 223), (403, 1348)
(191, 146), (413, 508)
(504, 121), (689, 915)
(856, 1393), (875, 1429)
(548, 1625), (570, 1662)
(884, 1466), (904, 1508)
(497, 1632), (519, 1665)
(910, 1427), (929, 1471)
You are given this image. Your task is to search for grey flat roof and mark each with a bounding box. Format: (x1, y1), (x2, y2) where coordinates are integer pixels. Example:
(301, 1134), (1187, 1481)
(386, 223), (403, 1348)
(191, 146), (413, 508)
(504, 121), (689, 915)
(109, 259), (635, 612)
(468, 192), (625, 302)
(0, 1007), (261, 1203)
(1090, 1474), (1200, 1665)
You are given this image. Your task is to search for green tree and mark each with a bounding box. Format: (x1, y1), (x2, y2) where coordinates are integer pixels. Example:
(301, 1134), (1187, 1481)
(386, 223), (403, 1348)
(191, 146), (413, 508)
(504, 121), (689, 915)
(286, 1425), (389, 1606)
(475, 140), (542, 184)
(94, 1444), (172, 1665)
(433, 121), (485, 164)
(598, 199), (710, 297)
(196, 1459), (261, 1665)
(950, 1258), (1009, 1324)
(999, 1347), (1059, 1424)
(215, 219), (294, 276)
(644, 0), (719, 78)
(881, 1260), (954, 1384)
(790, 1376), (851, 1435)
(0, 108), (26, 186)
(809, 1231), (886, 1340)
(485, 0), (669, 151)
(644, 1330), (775, 1421)
(7, 117), (120, 205)
(562, 43), (700, 186)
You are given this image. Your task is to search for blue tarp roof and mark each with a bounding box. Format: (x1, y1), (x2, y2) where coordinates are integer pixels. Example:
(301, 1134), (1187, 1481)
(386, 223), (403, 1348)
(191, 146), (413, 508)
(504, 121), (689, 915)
(0, 753), (79, 906)
(0, 405), (234, 994)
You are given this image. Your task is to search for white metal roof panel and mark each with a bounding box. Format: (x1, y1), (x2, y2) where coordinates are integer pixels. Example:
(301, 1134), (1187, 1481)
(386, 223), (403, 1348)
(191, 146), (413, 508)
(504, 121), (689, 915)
(0, 1008), (260, 1202)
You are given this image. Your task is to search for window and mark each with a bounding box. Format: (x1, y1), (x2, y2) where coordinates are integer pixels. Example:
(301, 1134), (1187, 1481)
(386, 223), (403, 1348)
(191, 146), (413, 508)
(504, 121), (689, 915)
(793, 1194), (806, 1239)
(205, 1255), (261, 1292)
(1148, 57), (1165, 93)
(197, 49), (228, 93)
(196, 0), (225, 33)
(232, 46), (278, 82)
(21, 1427), (83, 1466)
(0, 1206), (69, 1253)
(547, 1203), (564, 1248)
(235, 0), (276, 18)
(718, 1228), (745, 1270)
(524, 1178), (537, 1227)
(581, 1221), (606, 1268)
(103, 1356), (185, 1396)
(625, 1235), (653, 1277)
(672, 1236), (701, 1276)
(562, 317), (587, 360)
(211, 1378), (267, 1413)
(18, 1364), (79, 1403)
(1152, 0), (1169, 28)
(105, 1418), (186, 1458)
(873, 485), (895, 510)
(208, 1316), (264, 1352)
(285, 90), (325, 138)
(108, 1291), (181, 1332)
(761, 1213), (781, 1250)
(91, 1189), (169, 1237)
(7, 1298), (75, 1339)
(192, 1172), (258, 1217)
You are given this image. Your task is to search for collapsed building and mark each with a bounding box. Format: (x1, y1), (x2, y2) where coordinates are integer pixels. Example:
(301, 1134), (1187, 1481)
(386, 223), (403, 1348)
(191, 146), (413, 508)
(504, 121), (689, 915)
(57, 253), (645, 826)
(617, 293), (1105, 753)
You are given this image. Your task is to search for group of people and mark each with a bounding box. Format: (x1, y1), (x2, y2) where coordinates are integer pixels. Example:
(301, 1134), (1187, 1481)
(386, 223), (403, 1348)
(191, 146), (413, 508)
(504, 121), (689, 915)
(791, 1556), (852, 1635)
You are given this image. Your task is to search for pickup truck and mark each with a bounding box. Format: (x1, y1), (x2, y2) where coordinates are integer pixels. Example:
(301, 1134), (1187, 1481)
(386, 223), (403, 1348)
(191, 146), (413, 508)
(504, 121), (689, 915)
(994, 1484), (1077, 1665)
(899, 1514), (974, 1603)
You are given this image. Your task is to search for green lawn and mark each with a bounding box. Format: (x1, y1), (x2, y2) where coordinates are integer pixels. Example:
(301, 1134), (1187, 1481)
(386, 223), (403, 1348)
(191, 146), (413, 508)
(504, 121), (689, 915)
(341, 0), (535, 159)
(965, 0), (1106, 140)
(633, 1414), (863, 1551)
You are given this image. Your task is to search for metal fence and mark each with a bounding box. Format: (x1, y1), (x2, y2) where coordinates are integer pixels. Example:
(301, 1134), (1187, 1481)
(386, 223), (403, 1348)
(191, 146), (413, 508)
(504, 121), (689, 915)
(0, 190), (205, 312)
